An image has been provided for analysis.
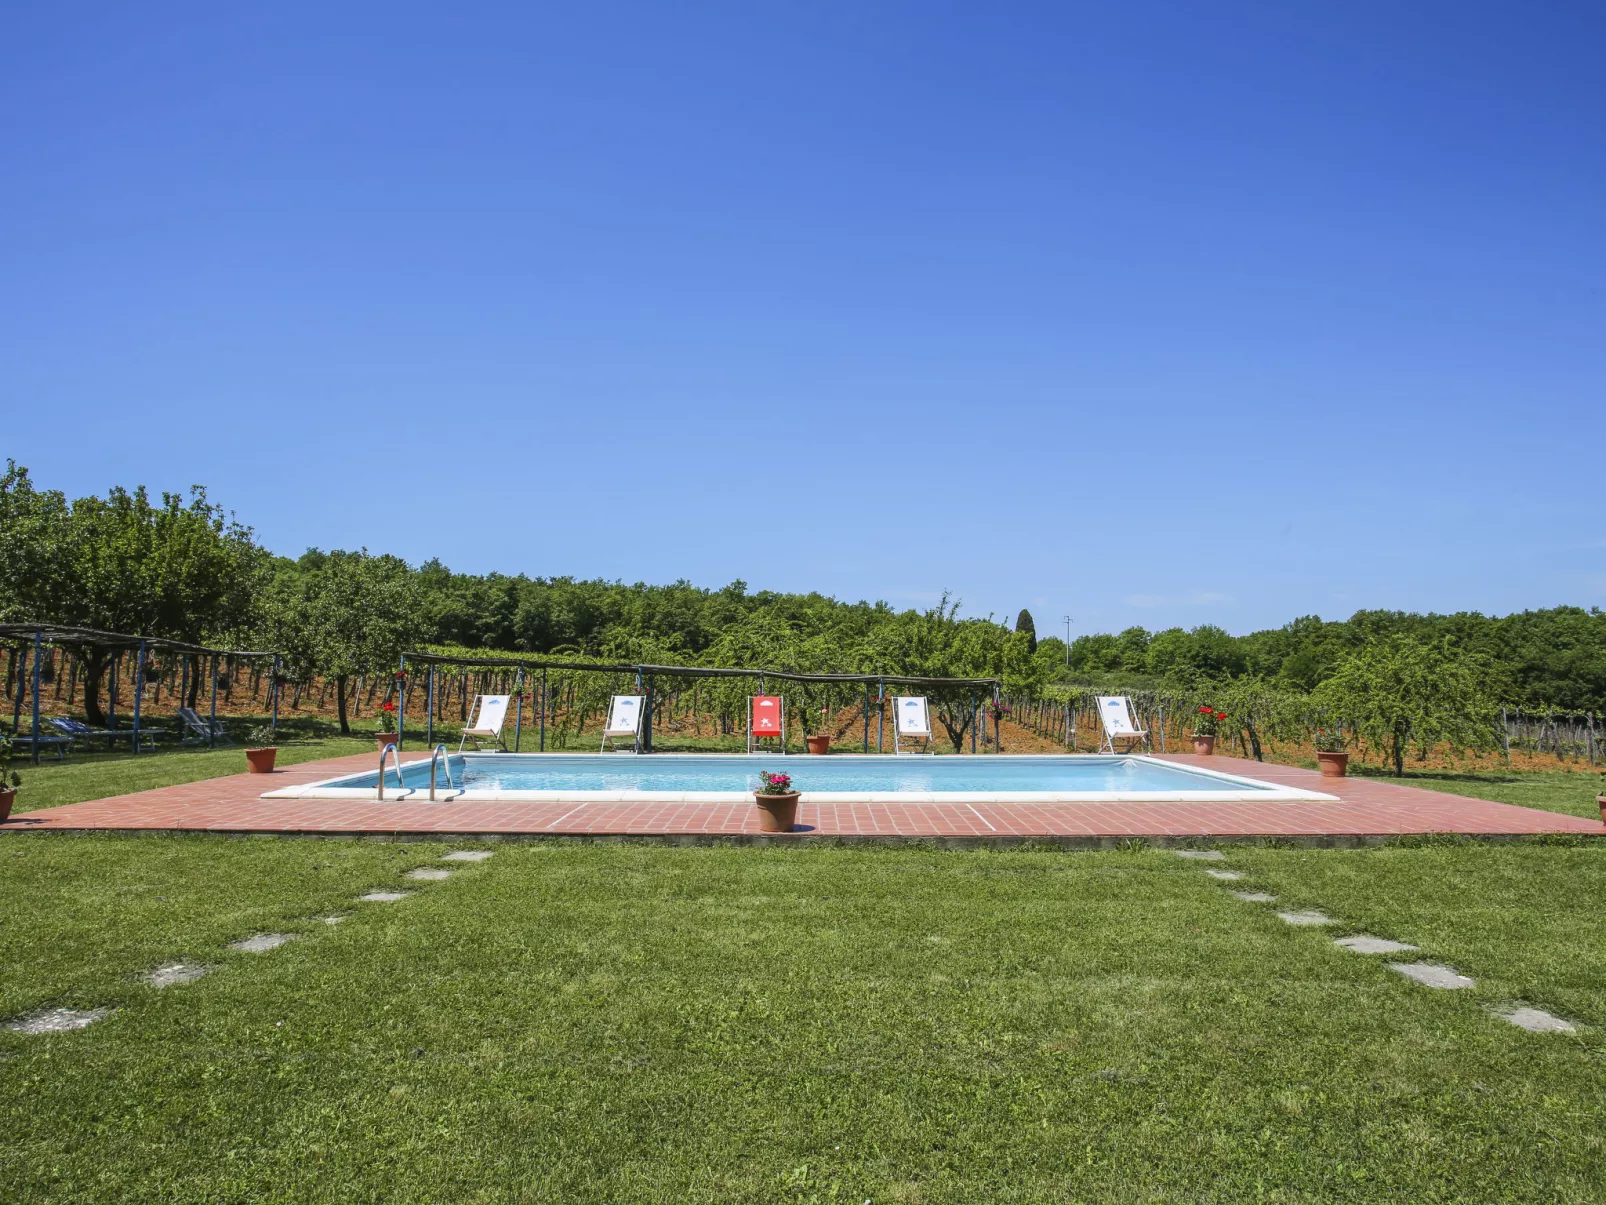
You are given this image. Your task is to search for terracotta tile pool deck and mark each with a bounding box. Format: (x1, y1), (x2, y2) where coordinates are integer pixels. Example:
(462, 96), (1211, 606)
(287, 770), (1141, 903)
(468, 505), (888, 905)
(4, 751), (1601, 846)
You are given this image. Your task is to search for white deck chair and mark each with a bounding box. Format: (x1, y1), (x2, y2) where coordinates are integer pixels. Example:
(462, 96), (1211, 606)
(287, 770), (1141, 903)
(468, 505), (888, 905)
(892, 696), (935, 754)
(1096, 695), (1149, 754)
(176, 706), (231, 745)
(601, 695), (644, 752)
(459, 694), (511, 752)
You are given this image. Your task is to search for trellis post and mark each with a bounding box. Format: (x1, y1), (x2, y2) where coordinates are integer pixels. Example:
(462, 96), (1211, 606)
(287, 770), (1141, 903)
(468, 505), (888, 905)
(876, 680), (884, 753)
(540, 668), (547, 751)
(208, 654), (219, 749)
(863, 681), (870, 753)
(397, 655), (407, 751)
(513, 666), (524, 752)
(29, 629), (42, 764)
(426, 664), (436, 746)
(643, 673), (655, 753)
(131, 639), (146, 754)
(271, 654), (281, 735)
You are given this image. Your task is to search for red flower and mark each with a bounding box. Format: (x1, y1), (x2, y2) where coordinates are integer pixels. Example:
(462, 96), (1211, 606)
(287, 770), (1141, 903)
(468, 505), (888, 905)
(1198, 706), (1211, 714)
(383, 701), (396, 712)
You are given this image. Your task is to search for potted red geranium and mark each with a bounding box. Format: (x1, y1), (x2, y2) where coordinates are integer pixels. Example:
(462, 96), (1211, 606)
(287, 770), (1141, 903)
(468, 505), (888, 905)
(754, 770), (800, 833)
(375, 700), (399, 752)
(1193, 706), (1223, 755)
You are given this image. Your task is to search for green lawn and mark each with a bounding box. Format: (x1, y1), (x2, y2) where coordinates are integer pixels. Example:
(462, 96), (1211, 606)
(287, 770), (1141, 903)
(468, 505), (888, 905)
(6, 721), (375, 810)
(3, 838), (1605, 1203)
(1350, 765), (1606, 821)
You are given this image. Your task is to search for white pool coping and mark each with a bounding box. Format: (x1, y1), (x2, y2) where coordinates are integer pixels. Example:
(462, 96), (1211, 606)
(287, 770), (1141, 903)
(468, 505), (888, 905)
(263, 753), (1339, 804)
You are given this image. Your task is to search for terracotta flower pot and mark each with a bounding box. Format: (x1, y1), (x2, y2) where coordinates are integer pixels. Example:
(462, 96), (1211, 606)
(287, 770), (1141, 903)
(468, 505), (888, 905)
(805, 734), (831, 755)
(1192, 735), (1216, 756)
(0, 788), (14, 824)
(245, 747), (278, 774)
(754, 791), (801, 833)
(376, 733), (398, 753)
(1316, 751), (1349, 778)
(1598, 795), (1606, 824)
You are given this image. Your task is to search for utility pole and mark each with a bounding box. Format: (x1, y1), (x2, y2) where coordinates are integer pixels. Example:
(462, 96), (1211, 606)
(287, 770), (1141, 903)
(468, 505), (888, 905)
(1062, 615), (1072, 666)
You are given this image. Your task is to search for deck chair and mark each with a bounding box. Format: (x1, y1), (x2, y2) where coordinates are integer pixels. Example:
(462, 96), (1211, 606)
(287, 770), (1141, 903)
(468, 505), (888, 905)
(176, 707), (232, 745)
(747, 695), (786, 754)
(459, 694), (511, 752)
(3, 729), (69, 760)
(600, 695), (644, 752)
(892, 696), (935, 754)
(51, 716), (161, 751)
(1095, 696), (1149, 754)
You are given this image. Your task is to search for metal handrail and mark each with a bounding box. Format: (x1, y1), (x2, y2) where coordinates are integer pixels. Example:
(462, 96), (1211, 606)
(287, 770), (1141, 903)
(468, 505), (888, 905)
(377, 744), (408, 800)
(429, 744), (456, 801)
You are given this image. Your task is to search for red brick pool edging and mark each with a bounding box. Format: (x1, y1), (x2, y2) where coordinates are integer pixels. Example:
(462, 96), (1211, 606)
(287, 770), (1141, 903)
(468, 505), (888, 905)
(3, 751), (1601, 846)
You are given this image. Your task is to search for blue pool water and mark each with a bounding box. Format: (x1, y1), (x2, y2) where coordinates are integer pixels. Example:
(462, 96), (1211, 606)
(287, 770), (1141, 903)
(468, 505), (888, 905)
(330, 754), (1274, 794)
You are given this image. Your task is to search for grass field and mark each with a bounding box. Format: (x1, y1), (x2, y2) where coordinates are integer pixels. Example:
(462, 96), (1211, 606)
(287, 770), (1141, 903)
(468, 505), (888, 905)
(3, 838), (1605, 1202)
(1350, 765), (1606, 821)
(5, 736), (1606, 1201)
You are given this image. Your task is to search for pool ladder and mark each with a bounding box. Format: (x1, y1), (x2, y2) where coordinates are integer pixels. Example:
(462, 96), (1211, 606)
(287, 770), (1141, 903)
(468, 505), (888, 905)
(376, 744), (409, 800)
(428, 744), (457, 801)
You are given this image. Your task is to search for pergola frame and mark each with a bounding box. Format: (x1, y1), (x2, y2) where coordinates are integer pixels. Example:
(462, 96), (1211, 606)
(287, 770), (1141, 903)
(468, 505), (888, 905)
(1, 623), (284, 763)
(399, 650), (1001, 755)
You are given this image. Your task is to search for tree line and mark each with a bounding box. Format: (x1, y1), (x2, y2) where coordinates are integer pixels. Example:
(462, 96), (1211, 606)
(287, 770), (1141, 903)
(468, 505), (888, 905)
(1054, 608), (1606, 713)
(4, 462), (1603, 761)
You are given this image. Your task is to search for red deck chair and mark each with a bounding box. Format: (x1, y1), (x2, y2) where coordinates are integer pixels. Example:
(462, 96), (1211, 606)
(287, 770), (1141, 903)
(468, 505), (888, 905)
(747, 695), (787, 754)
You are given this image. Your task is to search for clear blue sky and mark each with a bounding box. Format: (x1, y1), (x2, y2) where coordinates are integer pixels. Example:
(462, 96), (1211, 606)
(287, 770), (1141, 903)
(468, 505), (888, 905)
(4, 2), (1602, 638)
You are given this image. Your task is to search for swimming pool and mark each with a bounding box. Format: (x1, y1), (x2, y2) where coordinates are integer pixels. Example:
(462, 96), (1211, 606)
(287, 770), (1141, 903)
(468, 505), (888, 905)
(266, 754), (1336, 803)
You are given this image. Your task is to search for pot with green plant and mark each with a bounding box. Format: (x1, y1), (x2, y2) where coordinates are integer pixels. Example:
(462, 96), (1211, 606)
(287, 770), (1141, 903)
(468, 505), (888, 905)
(1313, 727), (1349, 777)
(754, 770), (801, 832)
(1597, 773), (1605, 824)
(0, 735), (20, 823)
(1192, 706), (1223, 755)
(375, 700), (399, 752)
(805, 705), (832, 755)
(245, 725), (279, 774)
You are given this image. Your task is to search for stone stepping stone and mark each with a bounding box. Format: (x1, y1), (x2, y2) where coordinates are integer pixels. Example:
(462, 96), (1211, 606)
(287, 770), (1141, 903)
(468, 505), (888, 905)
(1232, 891), (1277, 903)
(143, 961), (210, 988)
(441, 850), (493, 862)
(1276, 910), (1333, 926)
(1335, 935), (1419, 955)
(1388, 962), (1475, 989)
(1173, 850), (1226, 862)
(1205, 869), (1243, 880)
(1497, 1006), (1575, 1034)
(359, 891), (411, 903)
(230, 933), (295, 954)
(6, 1007), (114, 1034)
(317, 915), (349, 925)
(403, 867), (453, 881)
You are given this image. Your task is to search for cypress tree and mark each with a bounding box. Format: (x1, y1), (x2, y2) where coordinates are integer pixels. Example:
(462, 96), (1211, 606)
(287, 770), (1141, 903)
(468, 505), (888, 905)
(1015, 609), (1037, 655)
